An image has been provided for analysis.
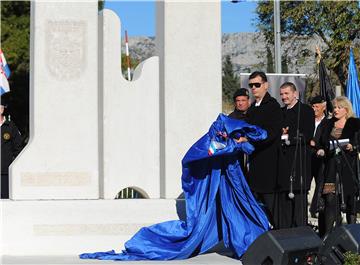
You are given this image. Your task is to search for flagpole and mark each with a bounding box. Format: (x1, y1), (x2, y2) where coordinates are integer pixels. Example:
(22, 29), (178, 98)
(125, 30), (132, 81)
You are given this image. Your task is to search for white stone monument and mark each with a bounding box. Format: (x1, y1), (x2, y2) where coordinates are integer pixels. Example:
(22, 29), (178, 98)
(10, 0), (99, 200)
(1, 0), (222, 256)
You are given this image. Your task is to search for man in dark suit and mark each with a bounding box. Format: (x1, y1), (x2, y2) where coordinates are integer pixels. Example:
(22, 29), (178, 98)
(245, 71), (283, 229)
(309, 95), (328, 217)
(278, 82), (315, 228)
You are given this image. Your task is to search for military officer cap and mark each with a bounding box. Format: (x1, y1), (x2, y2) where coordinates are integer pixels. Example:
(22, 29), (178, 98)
(233, 88), (250, 101)
(310, 95), (325, 105)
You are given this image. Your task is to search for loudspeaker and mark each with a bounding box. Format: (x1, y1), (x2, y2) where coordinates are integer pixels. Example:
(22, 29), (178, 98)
(242, 226), (322, 265)
(319, 224), (360, 265)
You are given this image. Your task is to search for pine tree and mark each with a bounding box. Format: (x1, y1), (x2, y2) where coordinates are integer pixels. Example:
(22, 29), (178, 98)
(222, 55), (240, 104)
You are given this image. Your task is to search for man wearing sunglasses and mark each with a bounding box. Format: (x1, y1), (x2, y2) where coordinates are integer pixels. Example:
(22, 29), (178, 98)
(245, 71), (283, 229)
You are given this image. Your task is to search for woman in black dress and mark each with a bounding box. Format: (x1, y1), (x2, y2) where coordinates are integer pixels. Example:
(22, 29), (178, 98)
(316, 96), (360, 237)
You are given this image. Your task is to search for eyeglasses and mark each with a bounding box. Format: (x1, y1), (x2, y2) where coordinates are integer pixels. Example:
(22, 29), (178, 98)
(248, 82), (263, 88)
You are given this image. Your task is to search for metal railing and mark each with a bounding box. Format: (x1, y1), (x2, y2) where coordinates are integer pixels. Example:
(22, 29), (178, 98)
(115, 187), (146, 199)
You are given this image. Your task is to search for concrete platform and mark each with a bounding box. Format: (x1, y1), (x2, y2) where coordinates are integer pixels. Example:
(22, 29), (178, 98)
(2, 253), (242, 265)
(0, 199), (188, 256)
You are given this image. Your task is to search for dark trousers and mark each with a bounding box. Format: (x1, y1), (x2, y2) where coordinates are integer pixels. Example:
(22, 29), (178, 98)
(318, 193), (357, 238)
(253, 192), (277, 229)
(1, 173), (9, 199)
(277, 191), (308, 229)
(309, 160), (325, 216)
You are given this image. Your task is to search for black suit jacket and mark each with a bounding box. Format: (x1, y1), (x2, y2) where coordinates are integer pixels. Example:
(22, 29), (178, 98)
(319, 117), (360, 197)
(313, 116), (327, 149)
(245, 92), (283, 193)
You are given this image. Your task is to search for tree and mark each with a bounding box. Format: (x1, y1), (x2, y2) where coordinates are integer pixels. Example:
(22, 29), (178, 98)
(222, 55), (240, 104)
(255, 1), (360, 94)
(98, 0), (104, 11)
(1, 1), (30, 142)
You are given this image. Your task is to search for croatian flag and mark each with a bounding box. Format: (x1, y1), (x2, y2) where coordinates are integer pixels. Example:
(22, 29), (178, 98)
(0, 49), (11, 95)
(208, 139), (226, 156)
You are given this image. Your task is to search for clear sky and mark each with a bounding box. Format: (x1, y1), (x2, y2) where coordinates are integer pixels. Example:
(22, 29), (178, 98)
(104, 0), (258, 37)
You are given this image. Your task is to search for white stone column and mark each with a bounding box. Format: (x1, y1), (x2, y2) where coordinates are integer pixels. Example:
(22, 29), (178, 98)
(156, 0), (222, 198)
(102, 9), (160, 199)
(10, 0), (99, 199)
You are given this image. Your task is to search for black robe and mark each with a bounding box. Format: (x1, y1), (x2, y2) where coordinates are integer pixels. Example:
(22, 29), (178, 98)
(278, 101), (315, 191)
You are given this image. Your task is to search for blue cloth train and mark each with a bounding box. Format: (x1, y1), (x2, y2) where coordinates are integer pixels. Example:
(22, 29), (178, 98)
(80, 114), (269, 261)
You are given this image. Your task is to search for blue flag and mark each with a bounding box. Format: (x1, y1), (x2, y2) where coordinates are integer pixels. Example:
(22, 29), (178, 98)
(346, 48), (360, 117)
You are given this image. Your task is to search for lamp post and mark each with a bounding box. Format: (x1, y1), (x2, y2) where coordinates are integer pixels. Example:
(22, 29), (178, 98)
(274, 0), (282, 73)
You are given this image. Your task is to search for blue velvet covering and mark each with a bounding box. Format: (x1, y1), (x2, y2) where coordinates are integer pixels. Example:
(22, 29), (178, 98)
(79, 114), (269, 261)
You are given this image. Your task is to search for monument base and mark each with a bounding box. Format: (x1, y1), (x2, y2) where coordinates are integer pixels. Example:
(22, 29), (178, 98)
(1, 199), (186, 256)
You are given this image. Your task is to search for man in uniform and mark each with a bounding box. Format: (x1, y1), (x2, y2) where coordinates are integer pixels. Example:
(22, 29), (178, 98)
(245, 71), (283, 229)
(1, 95), (22, 199)
(228, 88), (251, 120)
(228, 88), (251, 175)
(278, 82), (315, 228)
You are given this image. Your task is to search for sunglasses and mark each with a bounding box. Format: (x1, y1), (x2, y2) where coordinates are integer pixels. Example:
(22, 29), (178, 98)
(248, 82), (263, 88)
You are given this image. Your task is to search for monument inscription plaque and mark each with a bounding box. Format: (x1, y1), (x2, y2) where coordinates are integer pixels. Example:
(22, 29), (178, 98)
(46, 20), (86, 80)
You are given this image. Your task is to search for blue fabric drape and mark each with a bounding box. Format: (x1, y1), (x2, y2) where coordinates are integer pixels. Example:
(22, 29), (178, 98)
(80, 114), (269, 261)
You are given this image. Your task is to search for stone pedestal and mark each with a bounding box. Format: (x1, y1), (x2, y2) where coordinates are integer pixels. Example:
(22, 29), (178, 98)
(0, 199), (184, 255)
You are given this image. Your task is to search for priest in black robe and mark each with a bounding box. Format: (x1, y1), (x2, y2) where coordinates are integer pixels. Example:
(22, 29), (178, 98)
(278, 82), (315, 228)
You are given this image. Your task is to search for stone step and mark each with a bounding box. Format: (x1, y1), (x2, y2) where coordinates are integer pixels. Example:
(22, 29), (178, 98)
(2, 253), (242, 265)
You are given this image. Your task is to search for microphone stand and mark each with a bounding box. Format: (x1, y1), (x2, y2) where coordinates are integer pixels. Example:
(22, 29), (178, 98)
(295, 99), (308, 227)
(330, 138), (344, 228)
(298, 133), (305, 226)
(331, 136), (360, 228)
(288, 99), (307, 227)
(301, 134), (308, 226)
(355, 132), (360, 208)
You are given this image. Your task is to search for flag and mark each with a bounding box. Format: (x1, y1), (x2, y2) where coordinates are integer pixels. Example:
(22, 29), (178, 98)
(346, 48), (360, 118)
(319, 58), (335, 114)
(208, 139), (226, 156)
(0, 49), (11, 95)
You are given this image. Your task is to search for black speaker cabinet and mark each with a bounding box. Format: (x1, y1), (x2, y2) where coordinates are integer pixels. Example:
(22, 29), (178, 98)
(319, 224), (360, 265)
(242, 226), (322, 265)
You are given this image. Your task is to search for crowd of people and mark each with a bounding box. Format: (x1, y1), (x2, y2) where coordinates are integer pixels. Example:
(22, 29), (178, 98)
(80, 71), (359, 261)
(229, 71), (360, 237)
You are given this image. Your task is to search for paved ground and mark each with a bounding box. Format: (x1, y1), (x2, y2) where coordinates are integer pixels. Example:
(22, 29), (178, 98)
(2, 253), (242, 265)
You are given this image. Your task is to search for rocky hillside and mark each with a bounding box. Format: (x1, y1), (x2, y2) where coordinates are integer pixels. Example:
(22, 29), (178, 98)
(122, 33), (326, 75)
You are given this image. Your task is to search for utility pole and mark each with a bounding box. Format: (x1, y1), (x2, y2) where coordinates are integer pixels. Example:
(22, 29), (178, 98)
(274, 0), (282, 73)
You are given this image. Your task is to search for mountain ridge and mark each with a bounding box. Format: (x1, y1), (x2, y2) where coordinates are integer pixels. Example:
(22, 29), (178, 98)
(122, 32), (326, 75)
